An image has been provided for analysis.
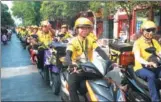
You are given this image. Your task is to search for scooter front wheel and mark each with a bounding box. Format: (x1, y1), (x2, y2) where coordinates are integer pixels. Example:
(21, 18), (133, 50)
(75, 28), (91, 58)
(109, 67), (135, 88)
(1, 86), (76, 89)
(60, 90), (70, 102)
(51, 73), (61, 95)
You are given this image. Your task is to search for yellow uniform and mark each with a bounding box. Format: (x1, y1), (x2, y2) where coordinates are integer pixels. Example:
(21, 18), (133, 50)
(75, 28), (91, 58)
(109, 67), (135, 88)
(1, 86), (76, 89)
(87, 32), (97, 41)
(59, 32), (73, 41)
(133, 36), (161, 71)
(20, 30), (27, 37)
(39, 31), (53, 46)
(37, 30), (42, 38)
(66, 35), (98, 62)
(28, 30), (32, 35)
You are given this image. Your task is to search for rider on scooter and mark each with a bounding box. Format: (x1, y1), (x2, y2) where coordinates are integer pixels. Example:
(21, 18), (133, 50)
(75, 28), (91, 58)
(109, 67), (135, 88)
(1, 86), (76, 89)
(56, 24), (73, 42)
(37, 20), (55, 72)
(133, 20), (161, 102)
(65, 17), (113, 102)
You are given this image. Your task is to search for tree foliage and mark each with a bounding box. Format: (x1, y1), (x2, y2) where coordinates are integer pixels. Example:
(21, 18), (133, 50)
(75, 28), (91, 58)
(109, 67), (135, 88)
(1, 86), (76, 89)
(40, 1), (67, 20)
(12, 1), (42, 26)
(40, 1), (89, 20)
(89, 1), (117, 18)
(1, 3), (14, 26)
(117, 1), (161, 20)
(65, 1), (89, 17)
(89, 1), (160, 20)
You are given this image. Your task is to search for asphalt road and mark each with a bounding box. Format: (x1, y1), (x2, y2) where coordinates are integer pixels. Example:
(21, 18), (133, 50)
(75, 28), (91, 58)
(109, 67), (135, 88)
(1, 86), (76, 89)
(1, 33), (61, 101)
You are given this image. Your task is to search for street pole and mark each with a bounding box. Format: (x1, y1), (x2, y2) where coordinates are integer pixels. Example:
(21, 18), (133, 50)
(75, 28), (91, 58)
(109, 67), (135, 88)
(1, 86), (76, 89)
(101, 2), (109, 39)
(103, 20), (108, 38)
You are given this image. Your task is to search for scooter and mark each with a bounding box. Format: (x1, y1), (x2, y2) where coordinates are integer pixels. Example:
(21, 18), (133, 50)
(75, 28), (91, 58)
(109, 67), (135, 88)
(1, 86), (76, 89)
(1, 34), (8, 45)
(119, 46), (161, 102)
(43, 41), (67, 95)
(60, 55), (126, 101)
(20, 35), (28, 49)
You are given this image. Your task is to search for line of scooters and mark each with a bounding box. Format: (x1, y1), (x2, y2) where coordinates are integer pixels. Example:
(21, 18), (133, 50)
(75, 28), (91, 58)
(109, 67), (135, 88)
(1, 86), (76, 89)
(17, 35), (161, 101)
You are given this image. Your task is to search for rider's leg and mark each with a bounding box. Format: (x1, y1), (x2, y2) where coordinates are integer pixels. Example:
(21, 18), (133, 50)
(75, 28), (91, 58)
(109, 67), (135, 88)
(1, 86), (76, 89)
(68, 73), (82, 102)
(37, 48), (45, 70)
(68, 71), (102, 102)
(135, 68), (159, 102)
(155, 68), (161, 78)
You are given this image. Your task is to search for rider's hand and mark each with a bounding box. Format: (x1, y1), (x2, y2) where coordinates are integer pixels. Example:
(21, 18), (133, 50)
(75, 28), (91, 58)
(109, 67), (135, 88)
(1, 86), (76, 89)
(68, 63), (79, 73)
(112, 63), (119, 68)
(47, 23), (52, 29)
(146, 62), (157, 68)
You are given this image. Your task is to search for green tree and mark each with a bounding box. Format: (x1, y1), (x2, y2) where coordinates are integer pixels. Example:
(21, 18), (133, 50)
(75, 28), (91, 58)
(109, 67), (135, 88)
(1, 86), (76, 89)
(40, 1), (67, 20)
(89, 1), (117, 17)
(1, 3), (14, 26)
(12, 1), (41, 26)
(89, 1), (117, 38)
(40, 1), (89, 21)
(40, 1), (89, 28)
(65, 1), (89, 17)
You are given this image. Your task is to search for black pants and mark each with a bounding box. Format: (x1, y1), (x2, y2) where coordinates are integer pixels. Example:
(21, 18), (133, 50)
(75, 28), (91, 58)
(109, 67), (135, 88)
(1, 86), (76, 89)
(68, 71), (102, 102)
(37, 48), (45, 70)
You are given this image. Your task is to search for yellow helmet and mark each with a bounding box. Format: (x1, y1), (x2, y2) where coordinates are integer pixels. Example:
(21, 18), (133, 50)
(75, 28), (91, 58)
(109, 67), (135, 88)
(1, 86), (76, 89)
(141, 20), (156, 29)
(74, 17), (93, 28)
(33, 25), (38, 29)
(61, 24), (68, 28)
(31, 25), (35, 28)
(22, 27), (25, 29)
(41, 20), (49, 26)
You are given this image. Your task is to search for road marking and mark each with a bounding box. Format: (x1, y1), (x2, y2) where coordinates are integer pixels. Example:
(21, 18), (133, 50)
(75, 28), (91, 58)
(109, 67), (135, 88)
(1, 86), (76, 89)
(1, 65), (38, 78)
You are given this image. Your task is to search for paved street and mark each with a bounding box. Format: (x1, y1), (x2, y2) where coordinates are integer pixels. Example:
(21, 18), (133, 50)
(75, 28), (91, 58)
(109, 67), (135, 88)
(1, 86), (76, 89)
(1, 34), (61, 101)
(1, 33), (121, 101)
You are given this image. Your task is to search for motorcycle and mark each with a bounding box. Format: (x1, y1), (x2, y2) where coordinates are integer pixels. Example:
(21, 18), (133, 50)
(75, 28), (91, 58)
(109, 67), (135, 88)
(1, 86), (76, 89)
(1, 34), (8, 45)
(119, 46), (161, 102)
(20, 35), (28, 49)
(60, 54), (126, 101)
(43, 41), (67, 95)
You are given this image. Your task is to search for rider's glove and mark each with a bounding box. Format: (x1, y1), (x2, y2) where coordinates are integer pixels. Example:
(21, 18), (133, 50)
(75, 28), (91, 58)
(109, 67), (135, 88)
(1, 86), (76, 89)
(67, 64), (78, 73)
(145, 62), (157, 68)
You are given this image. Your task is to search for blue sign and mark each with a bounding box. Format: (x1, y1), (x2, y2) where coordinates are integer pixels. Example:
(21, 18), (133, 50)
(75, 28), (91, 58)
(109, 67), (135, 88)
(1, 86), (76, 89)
(136, 21), (143, 33)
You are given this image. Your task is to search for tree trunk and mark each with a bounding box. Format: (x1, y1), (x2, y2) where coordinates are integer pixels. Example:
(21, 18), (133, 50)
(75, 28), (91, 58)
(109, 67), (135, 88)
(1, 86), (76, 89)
(148, 5), (154, 21)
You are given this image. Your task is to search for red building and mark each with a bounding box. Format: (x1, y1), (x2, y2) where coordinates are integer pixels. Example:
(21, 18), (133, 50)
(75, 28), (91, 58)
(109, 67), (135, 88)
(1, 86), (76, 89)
(115, 5), (161, 40)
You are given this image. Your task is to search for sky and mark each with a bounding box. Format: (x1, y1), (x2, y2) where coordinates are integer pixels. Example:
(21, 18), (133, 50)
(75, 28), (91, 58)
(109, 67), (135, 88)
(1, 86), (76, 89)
(2, 1), (22, 26)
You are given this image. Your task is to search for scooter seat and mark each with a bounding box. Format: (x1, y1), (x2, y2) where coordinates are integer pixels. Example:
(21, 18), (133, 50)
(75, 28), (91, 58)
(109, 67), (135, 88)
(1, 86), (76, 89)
(127, 68), (148, 90)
